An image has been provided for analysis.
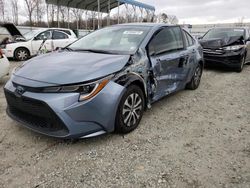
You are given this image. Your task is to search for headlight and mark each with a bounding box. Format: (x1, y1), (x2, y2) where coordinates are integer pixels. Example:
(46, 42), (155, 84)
(0, 44), (6, 49)
(223, 45), (245, 51)
(43, 78), (110, 101)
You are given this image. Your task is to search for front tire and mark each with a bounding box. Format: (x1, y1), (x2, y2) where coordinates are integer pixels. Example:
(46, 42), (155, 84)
(186, 63), (202, 90)
(236, 56), (245, 73)
(115, 85), (145, 134)
(14, 48), (30, 61)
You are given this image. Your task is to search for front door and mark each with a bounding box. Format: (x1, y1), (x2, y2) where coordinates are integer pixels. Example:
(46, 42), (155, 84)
(148, 26), (190, 101)
(31, 30), (53, 55)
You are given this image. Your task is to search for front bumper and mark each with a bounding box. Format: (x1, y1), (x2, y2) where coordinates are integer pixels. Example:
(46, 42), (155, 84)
(4, 77), (126, 139)
(203, 49), (245, 68)
(1, 48), (13, 58)
(0, 55), (10, 78)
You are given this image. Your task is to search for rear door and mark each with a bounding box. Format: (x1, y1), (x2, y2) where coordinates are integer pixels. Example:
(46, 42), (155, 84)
(52, 30), (71, 50)
(183, 30), (197, 75)
(148, 26), (190, 101)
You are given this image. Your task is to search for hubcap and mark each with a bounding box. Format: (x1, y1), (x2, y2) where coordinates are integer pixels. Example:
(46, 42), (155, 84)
(17, 50), (28, 60)
(193, 66), (202, 86)
(122, 93), (143, 127)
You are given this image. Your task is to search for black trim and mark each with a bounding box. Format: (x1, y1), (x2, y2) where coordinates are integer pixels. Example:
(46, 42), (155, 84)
(4, 89), (69, 136)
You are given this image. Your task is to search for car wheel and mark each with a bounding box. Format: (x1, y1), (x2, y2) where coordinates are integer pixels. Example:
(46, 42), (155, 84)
(115, 85), (145, 134)
(236, 56), (245, 73)
(186, 63), (202, 90)
(14, 48), (30, 61)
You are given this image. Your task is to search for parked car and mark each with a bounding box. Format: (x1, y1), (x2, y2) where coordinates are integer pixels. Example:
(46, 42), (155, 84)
(199, 27), (250, 72)
(0, 48), (10, 79)
(0, 23), (77, 61)
(4, 23), (204, 139)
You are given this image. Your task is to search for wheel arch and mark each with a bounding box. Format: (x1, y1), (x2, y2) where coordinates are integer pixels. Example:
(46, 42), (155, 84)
(14, 47), (31, 59)
(115, 72), (148, 108)
(198, 60), (204, 71)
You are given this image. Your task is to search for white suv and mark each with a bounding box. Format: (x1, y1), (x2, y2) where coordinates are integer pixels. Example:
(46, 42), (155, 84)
(1, 25), (77, 61)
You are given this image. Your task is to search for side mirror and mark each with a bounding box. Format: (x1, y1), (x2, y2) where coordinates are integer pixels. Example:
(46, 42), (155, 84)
(198, 36), (203, 40)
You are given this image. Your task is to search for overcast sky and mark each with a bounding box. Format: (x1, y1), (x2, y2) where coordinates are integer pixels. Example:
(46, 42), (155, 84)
(11, 0), (250, 25)
(140, 0), (250, 24)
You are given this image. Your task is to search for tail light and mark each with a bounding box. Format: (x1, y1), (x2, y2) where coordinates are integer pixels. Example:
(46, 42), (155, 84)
(0, 48), (3, 59)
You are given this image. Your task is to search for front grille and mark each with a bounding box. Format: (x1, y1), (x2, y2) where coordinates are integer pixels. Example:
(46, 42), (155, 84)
(5, 89), (69, 134)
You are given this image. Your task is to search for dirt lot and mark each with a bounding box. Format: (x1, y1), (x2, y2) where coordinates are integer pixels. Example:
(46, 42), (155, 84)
(0, 61), (249, 188)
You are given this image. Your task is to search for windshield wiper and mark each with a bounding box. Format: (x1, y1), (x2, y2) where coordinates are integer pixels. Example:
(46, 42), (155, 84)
(62, 47), (74, 51)
(74, 49), (116, 54)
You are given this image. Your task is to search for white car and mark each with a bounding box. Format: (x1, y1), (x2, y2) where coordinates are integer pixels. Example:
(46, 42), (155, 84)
(1, 24), (77, 61)
(0, 49), (10, 79)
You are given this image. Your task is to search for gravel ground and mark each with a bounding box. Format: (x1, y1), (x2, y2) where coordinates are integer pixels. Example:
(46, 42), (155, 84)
(0, 61), (249, 188)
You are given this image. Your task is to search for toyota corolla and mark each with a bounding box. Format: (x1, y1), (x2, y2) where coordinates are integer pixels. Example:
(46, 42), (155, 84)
(4, 23), (204, 139)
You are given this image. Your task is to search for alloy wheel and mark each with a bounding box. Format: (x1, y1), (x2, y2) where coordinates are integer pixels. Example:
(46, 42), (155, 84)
(122, 93), (143, 127)
(193, 65), (202, 87)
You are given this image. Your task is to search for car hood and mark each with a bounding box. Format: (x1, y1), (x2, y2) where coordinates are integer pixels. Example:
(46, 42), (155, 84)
(14, 51), (130, 85)
(199, 36), (244, 49)
(1, 23), (23, 37)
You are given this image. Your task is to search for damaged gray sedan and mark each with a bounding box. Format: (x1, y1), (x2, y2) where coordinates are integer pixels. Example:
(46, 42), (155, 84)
(199, 27), (250, 72)
(4, 23), (204, 139)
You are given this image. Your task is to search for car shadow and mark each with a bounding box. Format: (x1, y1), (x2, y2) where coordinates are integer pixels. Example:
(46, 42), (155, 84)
(204, 65), (236, 73)
(205, 63), (250, 73)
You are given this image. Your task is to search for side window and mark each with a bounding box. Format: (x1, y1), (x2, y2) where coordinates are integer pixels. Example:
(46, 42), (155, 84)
(148, 27), (184, 56)
(52, 31), (69, 40)
(59, 30), (71, 35)
(36, 31), (52, 40)
(184, 31), (195, 47)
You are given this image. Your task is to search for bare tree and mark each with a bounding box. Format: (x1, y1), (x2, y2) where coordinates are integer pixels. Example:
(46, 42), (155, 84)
(155, 13), (178, 24)
(0, 0), (5, 23)
(72, 8), (83, 29)
(24, 0), (38, 26)
(60, 6), (68, 27)
(168, 15), (179, 24)
(11, 0), (18, 25)
(235, 16), (245, 27)
(47, 4), (56, 26)
(35, 0), (45, 25)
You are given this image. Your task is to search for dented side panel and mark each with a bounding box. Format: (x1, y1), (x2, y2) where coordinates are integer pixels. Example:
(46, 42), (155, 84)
(114, 25), (203, 108)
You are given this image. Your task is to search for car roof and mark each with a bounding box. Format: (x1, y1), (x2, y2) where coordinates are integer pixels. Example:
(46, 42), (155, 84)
(210, 27), (249, 30)
(115, 22), (176, 29)
(49, 28), (73, 31)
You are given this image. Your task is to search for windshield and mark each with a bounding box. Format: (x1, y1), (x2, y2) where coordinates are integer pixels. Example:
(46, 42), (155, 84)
(69, 26), (150, 54)
(203, 28), (245, 39)
(23, 30), (39, 40)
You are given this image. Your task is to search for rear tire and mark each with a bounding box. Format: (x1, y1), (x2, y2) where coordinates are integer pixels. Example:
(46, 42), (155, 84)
(14, 48), (30, 61)
(115, 85), (145, 134)
(186, 63), (202, 90)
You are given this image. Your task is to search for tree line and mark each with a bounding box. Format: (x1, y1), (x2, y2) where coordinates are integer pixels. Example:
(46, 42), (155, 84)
(0, 0), (179, 30)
